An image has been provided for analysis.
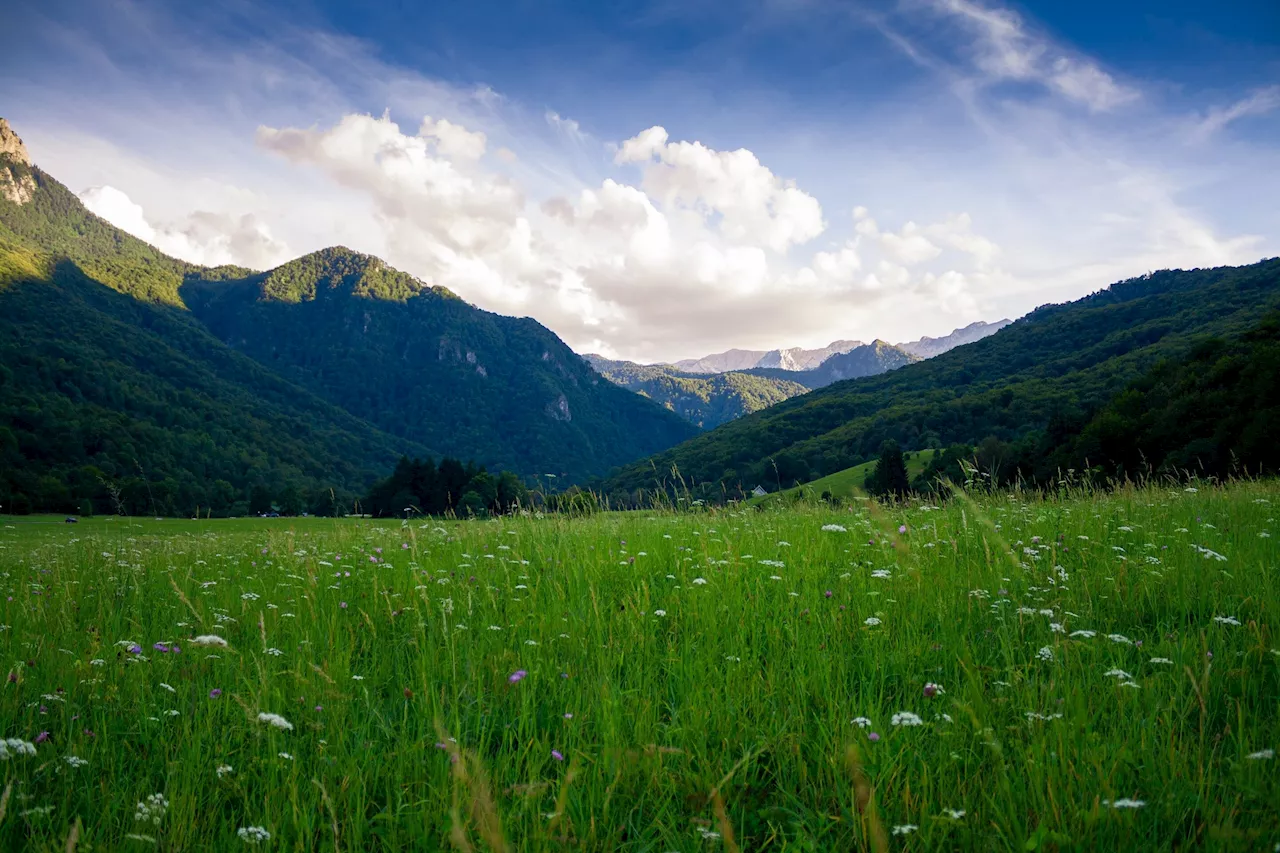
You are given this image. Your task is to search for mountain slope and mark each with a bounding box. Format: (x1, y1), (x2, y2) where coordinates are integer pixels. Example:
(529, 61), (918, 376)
(0, 237), (427, 515)
(182, 248), (697, 480)
(582, 355), (811, 428)
(600, 259), (1280, 494)
(897, 319), (1011, 358)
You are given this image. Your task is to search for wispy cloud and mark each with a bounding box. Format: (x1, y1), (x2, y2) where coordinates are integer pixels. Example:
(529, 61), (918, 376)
(1190, 85), (1280, 142)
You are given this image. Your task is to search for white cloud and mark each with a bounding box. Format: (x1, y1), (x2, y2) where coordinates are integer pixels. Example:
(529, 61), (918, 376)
(1191, 85), (1280, 141)
(614, 125), (826, 253)
(928, 0), (1138, 111)
(79, 184), (290, 269)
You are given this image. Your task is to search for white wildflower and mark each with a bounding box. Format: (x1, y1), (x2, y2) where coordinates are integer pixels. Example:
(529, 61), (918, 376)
(1149, 657), (1173, 664)
(1213, 616), (1242, 626)
(257, 712), (293, 731)
(692, 577), (708, 585)
(237, 826), (271, 845)
(1107, 634), (1133, 645)
(891, 711), (923, 727)
(134, 793), (169, 826)
(851, 717), (873, 728)
(1049, 623), (1065, 633)
(892, 825), (918, 835)
(64, 755), (88, 768)
(1037, 647), (1054, 661)
(1103, 798), (1145, 808)
(0, 738), (36, 760)
(1246, 749), (1275, 760)
(191, 635), (228, 647)
(944, 808), (965, 819)
(216, 764), (234, 778)
(1070, 630), (1096, 639)
(864, 617), (882, 626)
(821, 524), (847, 533)
(653, 610), (666, 617)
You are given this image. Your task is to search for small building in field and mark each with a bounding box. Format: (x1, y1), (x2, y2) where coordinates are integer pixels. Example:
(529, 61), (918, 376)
(751, 485), (768, 498)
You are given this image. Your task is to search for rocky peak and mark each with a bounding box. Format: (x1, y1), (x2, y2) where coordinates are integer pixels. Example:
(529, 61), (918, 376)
(0, 119), (32, 166)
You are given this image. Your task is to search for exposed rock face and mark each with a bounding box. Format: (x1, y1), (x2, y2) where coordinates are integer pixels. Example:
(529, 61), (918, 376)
(0, 118), (36, 205)
(0, 119), (31, 166)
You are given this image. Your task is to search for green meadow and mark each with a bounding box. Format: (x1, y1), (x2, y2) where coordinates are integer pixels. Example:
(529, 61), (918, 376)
(1, 482), (1278, 851)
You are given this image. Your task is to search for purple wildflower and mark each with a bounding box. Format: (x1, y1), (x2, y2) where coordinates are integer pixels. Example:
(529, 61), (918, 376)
(508, 669), (528, 684)
(551, 749), (565, 761)
(209, 688), (222, 699)
(128, 644), (142, 655)
(923, 683), (940, 699)
(35, 731), (50, 744)
(340, 601), (348, 609)
(153, 643), (170, 653)
(868, 732), (881, 742)
(898, 525), (907, 534)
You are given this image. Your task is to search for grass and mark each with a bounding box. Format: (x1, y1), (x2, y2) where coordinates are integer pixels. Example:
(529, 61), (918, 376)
(748, 449), (937, 507)
(0, 480), (1278, 851)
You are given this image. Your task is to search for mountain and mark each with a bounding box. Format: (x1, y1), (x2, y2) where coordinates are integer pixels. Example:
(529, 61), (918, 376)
(183, 249), (696, 480)
(743, 340), (920, 389)
(0, 150), (427, 514)
(599, 258), (1280, 497)
(670, 340), (864, 373)
(0, 119), (695, 513)
(581, 355), (810, 428)
(897, 319), (1012, 358)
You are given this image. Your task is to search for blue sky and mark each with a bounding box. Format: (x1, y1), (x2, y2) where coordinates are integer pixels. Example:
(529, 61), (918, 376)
(2, 0), (1278, 362)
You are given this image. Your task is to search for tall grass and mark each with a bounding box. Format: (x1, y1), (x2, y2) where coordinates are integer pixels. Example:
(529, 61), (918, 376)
(0, 481), (1277, 850)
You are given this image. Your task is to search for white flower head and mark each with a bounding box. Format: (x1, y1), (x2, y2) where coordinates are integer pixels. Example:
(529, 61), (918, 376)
(891, 711), (923, 727)
(257, 712), (294, 731)
(238, 826), (271, 845)
(851, 716), (873, 729)
(191, 635), (228, 648)
(821, 524), (847, 533)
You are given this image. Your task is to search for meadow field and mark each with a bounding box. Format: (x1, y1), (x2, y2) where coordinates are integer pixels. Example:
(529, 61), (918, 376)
(1, 483), (1278, 851)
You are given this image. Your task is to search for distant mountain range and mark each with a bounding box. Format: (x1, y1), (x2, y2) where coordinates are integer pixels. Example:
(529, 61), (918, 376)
(0, 118), (694, 515)
(586, 325), (1007, 429)
(600, 257), (1280, 497)
(664, 321), (1009, 376)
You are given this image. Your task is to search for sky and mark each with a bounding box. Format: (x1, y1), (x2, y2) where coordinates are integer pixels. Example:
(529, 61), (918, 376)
(2, 0), (1278, 364)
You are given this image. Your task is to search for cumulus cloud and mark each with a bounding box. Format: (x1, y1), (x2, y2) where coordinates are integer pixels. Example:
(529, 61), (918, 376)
(614, 126), (826, 253)
(79, 185), (290, 269)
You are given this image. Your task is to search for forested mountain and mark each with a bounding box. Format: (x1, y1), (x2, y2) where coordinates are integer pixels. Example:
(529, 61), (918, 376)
(896, 319), (1010, 358)
(743, 340), (919, 389)
(582, 355), (810, 428)
(600, 258), (1280, 498)
(0, 119), (694, 514)
(184, 249), (695, 480)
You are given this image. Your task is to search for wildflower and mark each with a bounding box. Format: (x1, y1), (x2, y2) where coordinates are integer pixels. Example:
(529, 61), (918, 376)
(1107, 634), (1133, 645)
(64, 755), (88, 768)
(822, 524), (847, 533)
(351, 675), (364, 681)
(152, 643), (170, 653)
(944, 809), (966, 819)
(1070, 630), (1096, 639)
(654, 610), (666, 617)
(923, 683), (943, 698)
(1246, 749), (1275, 760)
(0, 738), (37, 759)
(864, 617), (881, 626)
(238, 826), (271, 845)
(1213, 616), (1241, 626)
(191, 635), (228, 648)
(1049, 623), (1065, 633)
(128, 644), (143, 654)
(35, 731), (49, 744)
(508, 669), (528, 684)
(134, 793), (169, 825)
(265, 648), (283, 656)
(257, 712), (294, 731)
(209, 689), (222, 699)
(868, 731), (881, 742)
(278, 752), (293, 760)
(1149, 657), (1173, 664)
(216, 764), (233, 778)
(1103, 799), (1145, 809)
(871, 569), (892, 579)
(892, 825), (918, 835)
(340, 601), (348, 609)
(692, 577), (708, 585)
(891, 711), (923, 727)
(824, 590), (832, 598)
(1037, 647), (1054, 661)
(851, 716), (873, 728)
(551, 749), (565, 761)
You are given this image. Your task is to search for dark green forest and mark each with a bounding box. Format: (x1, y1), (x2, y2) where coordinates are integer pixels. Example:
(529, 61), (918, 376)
(601, 258), (1280, 501)
(0, 151), (694, 515)
(364, 455), (530, 518)
(581, 354), (811, 428)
